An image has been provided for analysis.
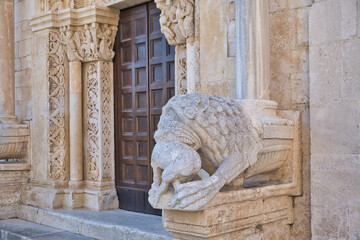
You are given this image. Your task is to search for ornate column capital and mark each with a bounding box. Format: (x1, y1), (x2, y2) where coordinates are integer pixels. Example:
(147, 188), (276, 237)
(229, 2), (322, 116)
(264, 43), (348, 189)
(60, 23), (117, 62)
(155, 0), (195, 45)
(31, 5), (119, 62)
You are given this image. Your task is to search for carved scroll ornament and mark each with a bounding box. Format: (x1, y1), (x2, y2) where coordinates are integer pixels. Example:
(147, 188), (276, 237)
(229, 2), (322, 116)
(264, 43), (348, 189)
(177, 57), (187, 95)
(47, 31), (67, 180)
(86, 63), (100, 181)
(149, 93), (294, 211)
(85, 62), (113, 181)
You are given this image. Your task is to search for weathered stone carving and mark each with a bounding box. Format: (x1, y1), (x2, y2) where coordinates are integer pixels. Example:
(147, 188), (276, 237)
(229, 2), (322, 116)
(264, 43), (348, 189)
(86, 63), (100, 181)
(177, 0), (195, 42)
(100, 61), (113, 181)
(0, 139), (27, 160)
(40, 0), (117, 11)
(40, 0), (72, 12)
(155, 0), (186, 45)
(85, 61), (113, 181)
(60, 27), (84, 62)
(47, 31), (67, 180)
(97, 24), (117, 60)
(177, 57), (187, 94)
(60, 24), (117, 62)
(149, 93), (294, 211)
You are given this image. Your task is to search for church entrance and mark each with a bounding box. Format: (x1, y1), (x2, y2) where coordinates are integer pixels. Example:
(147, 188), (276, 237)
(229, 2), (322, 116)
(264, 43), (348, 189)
(113, 1), (175, 215)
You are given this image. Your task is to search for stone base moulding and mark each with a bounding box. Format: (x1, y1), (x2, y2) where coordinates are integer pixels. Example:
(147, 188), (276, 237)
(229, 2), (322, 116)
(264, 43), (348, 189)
(0, 168), (30, 220)
(22, 183), (118, 211)
(163, 195), (294, 240)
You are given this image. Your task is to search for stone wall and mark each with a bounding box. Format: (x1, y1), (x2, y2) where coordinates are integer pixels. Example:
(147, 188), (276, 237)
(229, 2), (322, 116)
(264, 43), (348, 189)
(198, 0), (236, 98)
(309, 0), (360, 239)
(269, 1), (313, 238)
(183, 1), (313, 238)
(14, 0), (35, 121)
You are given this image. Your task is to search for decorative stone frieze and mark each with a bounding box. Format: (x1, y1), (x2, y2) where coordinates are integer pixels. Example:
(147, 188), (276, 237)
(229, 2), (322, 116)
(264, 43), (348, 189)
(60, 23), (117, 62)
(47, 30), (67, 181)
(40, 0), (119, 12)
(84, 61), (114, 182)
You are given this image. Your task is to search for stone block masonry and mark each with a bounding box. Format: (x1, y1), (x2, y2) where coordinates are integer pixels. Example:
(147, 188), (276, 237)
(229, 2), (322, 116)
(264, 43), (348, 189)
(309, 0), (360, 239)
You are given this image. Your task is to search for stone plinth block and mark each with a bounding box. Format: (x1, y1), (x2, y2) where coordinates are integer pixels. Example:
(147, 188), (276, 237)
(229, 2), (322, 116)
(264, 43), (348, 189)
(163, 195), (294, 240)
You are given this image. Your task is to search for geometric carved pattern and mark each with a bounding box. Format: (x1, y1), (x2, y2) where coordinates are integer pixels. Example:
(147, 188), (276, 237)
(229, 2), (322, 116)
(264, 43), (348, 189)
(47, 31), (67, 180)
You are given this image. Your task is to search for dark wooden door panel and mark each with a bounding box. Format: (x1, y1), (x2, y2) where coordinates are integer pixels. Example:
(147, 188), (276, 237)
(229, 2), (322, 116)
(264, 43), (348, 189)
(114, 1), (174, 215)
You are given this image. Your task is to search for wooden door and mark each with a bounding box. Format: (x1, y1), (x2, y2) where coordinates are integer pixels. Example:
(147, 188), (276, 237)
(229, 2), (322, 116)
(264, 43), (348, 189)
(113, 2), (175, 215)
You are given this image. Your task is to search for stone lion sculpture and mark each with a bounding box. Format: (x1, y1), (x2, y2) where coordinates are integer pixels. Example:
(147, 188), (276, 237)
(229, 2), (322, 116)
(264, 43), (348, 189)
(149, 93), (267, 211)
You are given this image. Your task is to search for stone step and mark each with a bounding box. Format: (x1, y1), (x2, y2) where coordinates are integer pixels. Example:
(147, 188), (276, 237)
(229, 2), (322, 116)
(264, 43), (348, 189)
(0, 219), (95, 240)
(17, 205), (173, 240)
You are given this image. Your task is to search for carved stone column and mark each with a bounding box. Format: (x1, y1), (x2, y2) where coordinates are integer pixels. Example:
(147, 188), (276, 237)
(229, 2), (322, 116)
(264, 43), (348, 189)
(24, 6), (119, 210)
(69, 61), (83, 186)
(235, 0), (270, 100)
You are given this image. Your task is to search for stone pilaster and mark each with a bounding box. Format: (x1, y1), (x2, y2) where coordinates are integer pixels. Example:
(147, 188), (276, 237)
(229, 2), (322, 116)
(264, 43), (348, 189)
(83, 61), (114, 184)
(23, 6), (119, 210)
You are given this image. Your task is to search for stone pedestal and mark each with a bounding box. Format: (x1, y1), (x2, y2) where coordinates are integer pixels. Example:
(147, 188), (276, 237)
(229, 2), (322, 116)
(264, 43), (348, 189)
(163, 195), (293, 240)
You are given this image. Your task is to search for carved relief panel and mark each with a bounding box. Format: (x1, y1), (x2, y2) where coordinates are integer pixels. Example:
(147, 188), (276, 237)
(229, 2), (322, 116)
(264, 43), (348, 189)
(60, 24), (117, 63)
(83, 61), (114, 182)
(47, 31), (69, 181)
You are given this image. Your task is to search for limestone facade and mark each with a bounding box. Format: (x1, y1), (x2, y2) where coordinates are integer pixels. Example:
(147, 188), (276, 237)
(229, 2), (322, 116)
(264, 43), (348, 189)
(0, 0), (358, 239)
